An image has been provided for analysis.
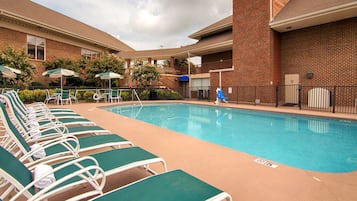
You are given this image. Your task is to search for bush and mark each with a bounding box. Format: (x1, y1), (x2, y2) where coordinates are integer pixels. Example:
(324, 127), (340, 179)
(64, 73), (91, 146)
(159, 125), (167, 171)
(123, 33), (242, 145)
(18, 89), (46, 103)
(83, 90), (95, 102)
(168, 90), (184, 100)
(139, 89), (150, 100)
(120, 91), (130, 101)
(18, 89), (33, 103)
(32, 89), (46, 102)
(30, 82), (44, 87)
(77, 90), (86, 101)
(156, 89), (184, 100)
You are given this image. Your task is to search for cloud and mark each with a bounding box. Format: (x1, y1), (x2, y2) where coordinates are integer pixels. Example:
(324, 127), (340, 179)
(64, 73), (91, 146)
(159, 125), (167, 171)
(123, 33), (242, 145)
(32, 0), (232, 50)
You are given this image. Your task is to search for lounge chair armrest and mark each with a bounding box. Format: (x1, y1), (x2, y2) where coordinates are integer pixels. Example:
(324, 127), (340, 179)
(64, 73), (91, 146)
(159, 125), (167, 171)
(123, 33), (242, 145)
(14, 157), (106, 201)
(26, 113), (56, 122)
(22, 136), (80, 167)
(34, 120), (65, 131)
(24, 124), (69, 143)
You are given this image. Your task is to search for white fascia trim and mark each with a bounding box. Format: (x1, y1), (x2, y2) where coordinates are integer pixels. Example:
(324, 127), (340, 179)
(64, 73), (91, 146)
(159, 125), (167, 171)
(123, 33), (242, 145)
(270, 2), (357, 28)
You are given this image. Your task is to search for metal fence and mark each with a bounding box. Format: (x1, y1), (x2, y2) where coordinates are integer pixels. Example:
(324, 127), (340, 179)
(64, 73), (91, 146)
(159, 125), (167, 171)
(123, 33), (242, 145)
(4, 84), (356, 114)
(188, 85), (357, 114)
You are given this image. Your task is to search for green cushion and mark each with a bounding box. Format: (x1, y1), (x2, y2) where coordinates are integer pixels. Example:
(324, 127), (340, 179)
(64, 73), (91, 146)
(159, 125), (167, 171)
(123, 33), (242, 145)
(44, 134), (128, 155)
(42, 125), (105, 136)
(52, 147), (159, 188)
(0, 147), (34, 195)
(39, 118), (92, 126)
(93, 170), (224, 201)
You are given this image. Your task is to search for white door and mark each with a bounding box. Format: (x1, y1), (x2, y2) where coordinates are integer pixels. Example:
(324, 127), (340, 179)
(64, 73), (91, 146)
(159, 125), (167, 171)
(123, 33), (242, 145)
(285, 74), (299, 104)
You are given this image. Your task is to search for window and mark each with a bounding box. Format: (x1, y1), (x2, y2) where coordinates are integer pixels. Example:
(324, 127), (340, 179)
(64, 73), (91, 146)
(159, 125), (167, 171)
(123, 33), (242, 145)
(81, 48), (100, 60)
(27, 35), (45, 60)
(192, 78), (210, 90)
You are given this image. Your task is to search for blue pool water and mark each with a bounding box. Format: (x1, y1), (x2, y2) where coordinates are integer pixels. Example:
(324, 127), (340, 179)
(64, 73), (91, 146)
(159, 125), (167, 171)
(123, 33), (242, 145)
(103, 103), (357, 173)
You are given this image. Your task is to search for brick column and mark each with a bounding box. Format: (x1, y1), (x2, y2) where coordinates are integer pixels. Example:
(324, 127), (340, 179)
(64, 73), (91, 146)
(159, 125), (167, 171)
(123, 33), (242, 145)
(232, 0), (281, 86)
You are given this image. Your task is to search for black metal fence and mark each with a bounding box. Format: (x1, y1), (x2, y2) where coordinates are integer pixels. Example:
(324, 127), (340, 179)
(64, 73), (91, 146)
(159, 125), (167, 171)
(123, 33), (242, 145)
(4, 84), (356, 114)
(189, 85), (357, 114)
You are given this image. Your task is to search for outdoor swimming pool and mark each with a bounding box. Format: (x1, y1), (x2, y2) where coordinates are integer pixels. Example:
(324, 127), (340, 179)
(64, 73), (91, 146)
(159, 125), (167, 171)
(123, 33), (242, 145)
(103, 103), (357, 173)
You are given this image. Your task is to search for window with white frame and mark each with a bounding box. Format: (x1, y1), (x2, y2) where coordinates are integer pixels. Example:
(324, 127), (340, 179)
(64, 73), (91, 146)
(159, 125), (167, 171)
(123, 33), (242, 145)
(27, 35), (45, 60)
(192, 78), (210, 90)
(81, 48), (100, 60)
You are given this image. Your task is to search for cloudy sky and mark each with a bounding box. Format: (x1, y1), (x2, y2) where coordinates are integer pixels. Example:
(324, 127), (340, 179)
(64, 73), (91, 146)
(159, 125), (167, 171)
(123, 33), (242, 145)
(32, 0), (232, 50)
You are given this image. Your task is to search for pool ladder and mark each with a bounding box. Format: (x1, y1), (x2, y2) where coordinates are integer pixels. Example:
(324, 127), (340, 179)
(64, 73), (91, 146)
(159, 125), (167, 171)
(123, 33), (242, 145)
(132, 89), (143, 106)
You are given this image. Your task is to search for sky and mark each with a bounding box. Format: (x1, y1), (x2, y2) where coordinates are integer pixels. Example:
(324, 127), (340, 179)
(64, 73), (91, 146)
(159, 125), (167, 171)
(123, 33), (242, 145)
(32, 0), (232, 51)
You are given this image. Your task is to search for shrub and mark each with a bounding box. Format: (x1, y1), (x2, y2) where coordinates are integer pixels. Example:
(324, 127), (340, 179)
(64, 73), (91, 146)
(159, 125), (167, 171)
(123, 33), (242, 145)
(18, 89), (34, 103)
(30, 82), (44, 87)
(17, 89), (46, 103)
(120, 91), (130, 101)
(168, 90), (184, 100)
(139, 89), (150, 100)
(156, 89), (184, 100)
(83, 90), (95, 102)
(32, 89), (46, 102)
(77, 90), (86, 101)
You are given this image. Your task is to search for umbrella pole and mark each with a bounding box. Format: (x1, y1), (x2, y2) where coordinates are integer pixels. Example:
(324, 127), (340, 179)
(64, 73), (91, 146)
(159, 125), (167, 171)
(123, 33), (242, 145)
(60, 73), (63, 105)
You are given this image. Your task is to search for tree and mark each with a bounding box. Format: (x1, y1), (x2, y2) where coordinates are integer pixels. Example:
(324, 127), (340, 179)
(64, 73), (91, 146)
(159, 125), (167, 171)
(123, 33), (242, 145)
(177, 58), (196, 74)
(131, 64), (160, 87)
(0, 46), (35, 87)
(84, 55), (125, 87)
(43, 57), (82, 87)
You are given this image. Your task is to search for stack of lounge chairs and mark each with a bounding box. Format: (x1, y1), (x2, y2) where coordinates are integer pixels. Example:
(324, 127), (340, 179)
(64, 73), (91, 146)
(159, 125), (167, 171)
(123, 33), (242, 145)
(0, 91), (232, 201)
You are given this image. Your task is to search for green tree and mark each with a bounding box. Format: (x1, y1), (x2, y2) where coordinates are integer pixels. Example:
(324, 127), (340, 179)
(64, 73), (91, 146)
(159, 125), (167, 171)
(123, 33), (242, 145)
(131, 64), (160, 87)
(177, 58), (196, 74)
(43, 57), (78, 71)
(0, 46), (35, 87)
(84, 55), (125, 87)
(42, 57), (82, 87)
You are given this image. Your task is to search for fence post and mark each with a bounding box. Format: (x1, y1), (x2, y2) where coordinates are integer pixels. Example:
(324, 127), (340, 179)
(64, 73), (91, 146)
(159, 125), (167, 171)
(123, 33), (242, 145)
(236, 86), (239, 104)
(254, 86), (257, 105)
(332, 86), (336, 113)
(298, 84), (302, 110)
(275, 85), (279, 107)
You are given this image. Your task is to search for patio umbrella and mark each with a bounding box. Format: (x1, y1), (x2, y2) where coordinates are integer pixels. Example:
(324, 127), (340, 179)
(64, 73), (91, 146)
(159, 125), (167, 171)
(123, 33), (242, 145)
(95, 71), (123, 89)
(42, 67), (78, 92)
(0, 65), (21, 78)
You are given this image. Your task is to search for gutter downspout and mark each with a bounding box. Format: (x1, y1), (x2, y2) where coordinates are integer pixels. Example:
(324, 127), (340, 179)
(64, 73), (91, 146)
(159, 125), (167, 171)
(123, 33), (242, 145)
(270, 0), (273, 22)
(187, 51), (191, 98)
(209, 65), (235, 89)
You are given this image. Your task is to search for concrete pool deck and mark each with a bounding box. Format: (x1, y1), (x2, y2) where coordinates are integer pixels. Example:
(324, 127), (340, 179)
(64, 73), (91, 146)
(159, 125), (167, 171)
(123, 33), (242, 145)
(49, 101), (357, 201)
(26, 101), (357, 200)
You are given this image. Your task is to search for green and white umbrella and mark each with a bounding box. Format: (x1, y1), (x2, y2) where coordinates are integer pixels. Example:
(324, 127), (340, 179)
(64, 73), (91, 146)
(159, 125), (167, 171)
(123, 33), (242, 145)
(0, 65), (21, 78)
(95, 71), (123, 89)
(42, 68), (78, 91)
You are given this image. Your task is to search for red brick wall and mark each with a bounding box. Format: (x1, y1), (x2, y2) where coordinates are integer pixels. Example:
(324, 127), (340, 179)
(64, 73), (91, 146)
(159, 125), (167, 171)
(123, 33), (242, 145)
(232, 0), (280, 87)
(0, 27), (26, 51)
(159, 75), (180, 91)
(280, 17), (357, 86)
(46, 39), (81, 61)
(0, 28), (84, 83)
(201, 51), (232, 73)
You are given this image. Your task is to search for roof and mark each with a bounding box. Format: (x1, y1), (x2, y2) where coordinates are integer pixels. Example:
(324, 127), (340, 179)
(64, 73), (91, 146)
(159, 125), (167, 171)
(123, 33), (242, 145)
(270, 0), (357, 32)
(189, 15), (232, 40)
(0, 0), (134, 52)
(118, 31), (232, 60)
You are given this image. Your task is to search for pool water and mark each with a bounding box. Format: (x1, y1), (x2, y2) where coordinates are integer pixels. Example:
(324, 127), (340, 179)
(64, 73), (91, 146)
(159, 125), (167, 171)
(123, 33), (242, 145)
(103, 103), (357, 173)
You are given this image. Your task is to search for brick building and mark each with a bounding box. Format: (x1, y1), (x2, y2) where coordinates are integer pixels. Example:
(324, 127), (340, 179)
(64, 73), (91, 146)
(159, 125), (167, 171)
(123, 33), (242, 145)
(229, 0), (357, 88)
(0, 0), (133, 83)
(225, 0), (357, 105)
(1, 0), (356, 105)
